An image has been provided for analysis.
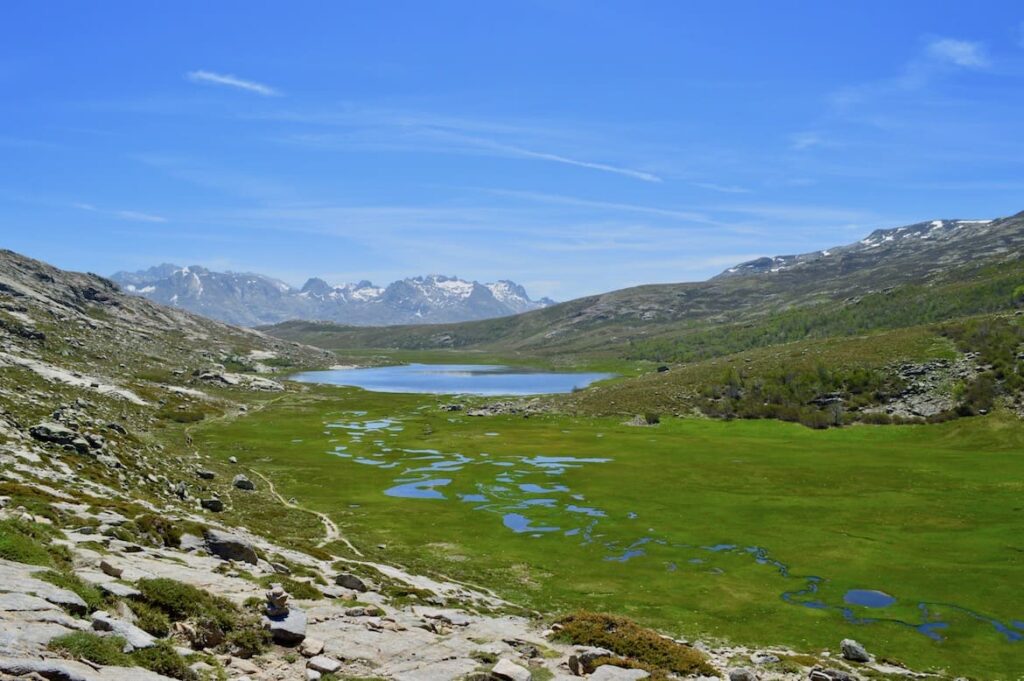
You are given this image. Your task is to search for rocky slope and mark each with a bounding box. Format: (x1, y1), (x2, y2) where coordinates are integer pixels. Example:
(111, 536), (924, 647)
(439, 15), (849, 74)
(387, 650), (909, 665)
(110, 266), (554, 327)
(0, 254), (919, 680)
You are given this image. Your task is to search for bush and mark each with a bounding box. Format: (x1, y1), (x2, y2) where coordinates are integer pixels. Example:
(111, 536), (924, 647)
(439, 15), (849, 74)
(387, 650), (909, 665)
(129, 600), (172, 637)
(225, 626), (271, 658)
(35, 570), (106, 611)
(131, 640), (197, 680)
(553, 612), (716, 677)
(49, 632), (131, 666)
(136, 578), (239, 631)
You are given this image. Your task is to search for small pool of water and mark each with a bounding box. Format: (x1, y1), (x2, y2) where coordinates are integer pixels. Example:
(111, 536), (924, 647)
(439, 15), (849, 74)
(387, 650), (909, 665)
(845, 589), (897, 608)
(291, 363), (614, 396)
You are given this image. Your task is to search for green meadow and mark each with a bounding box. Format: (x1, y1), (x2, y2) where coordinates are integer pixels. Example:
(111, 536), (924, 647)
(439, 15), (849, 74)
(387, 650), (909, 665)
(193, 386), (1024, 679)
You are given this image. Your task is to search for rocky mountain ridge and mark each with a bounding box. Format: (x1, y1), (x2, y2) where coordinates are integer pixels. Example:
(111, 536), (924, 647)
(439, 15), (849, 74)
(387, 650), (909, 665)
(110, 266), (554, 327)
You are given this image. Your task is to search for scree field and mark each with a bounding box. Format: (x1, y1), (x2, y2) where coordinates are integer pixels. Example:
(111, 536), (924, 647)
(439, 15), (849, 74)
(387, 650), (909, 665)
(193, 386), (1024, 678)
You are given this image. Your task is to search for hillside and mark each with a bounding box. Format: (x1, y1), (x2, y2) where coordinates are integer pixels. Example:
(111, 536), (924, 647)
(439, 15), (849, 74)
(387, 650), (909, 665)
(111, 265), (554, 327)
(265, 211), (1024, 359)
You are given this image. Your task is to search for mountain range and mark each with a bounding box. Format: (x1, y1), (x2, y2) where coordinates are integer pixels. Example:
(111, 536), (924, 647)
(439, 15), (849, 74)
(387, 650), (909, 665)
(266, 212), (1024, 356)
(109, 267), (554, 327)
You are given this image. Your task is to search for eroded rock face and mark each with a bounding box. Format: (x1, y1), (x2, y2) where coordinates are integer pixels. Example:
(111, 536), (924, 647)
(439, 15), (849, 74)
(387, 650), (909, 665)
(203, 528), (258, 564)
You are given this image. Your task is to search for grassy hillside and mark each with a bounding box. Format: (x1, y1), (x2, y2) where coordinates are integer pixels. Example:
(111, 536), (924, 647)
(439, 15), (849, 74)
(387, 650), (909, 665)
(265, 215), (1024, 364)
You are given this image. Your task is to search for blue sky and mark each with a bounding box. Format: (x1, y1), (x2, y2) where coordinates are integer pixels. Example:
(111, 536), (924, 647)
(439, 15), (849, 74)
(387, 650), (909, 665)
(2, 1), (1023, 300)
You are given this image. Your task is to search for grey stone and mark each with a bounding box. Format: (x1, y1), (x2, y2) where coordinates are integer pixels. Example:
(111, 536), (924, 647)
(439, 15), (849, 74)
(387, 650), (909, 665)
(232, 474), (255, 490)
(841, 638), (870, 663)
(263, 607), (307, 644)
(729, 669), (759, 681)
(334, 573), (368, 592)
(307, 655), (341, 674)
(29, 422), (77, 445)
(204, 528), (258, 564)
(92, 610), (156, 650)
(100, 582), (142, 598)
(200, 498), (223, 512)
(491, 658), (532, 681)
(196, 469), (216, 480)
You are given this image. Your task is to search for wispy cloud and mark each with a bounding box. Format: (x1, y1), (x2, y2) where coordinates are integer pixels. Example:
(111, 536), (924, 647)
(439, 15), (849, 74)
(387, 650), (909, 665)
(790, 131), (828, 151)
(186, 70), (279, 96)
(481, 140), (662, 182)
(925, 38), (990, 68)
(831, 36), (992, 111)
(690, 182), (750, 194)
(74, 202), (167, 223)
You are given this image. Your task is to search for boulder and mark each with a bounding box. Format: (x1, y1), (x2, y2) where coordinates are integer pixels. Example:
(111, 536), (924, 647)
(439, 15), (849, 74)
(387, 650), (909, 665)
(263, 607), (307, 644)
(92, 610), (156, 651)
(29, 422), (77, 445)
(809, 669), (858, 681)
(200, 498), (224, 512)
(334, 573), (368, 592)
(729, 669), (759, 681)
(299, 637), (325, 657)
(491, 658), (532, 681)
(203, 528), (258, 564)
(232, 474), (255, 490)
(196, 469), (216, 480)
(840, 639), (870, 663)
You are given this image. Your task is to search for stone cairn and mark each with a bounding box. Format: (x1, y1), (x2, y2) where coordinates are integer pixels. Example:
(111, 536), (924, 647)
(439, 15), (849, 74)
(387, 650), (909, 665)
(265, 584), (290, 618)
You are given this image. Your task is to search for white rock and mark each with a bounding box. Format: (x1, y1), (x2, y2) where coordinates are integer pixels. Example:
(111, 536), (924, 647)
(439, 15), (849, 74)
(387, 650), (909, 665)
(307, 655), (342, 674)
(492, 658), (533, 681)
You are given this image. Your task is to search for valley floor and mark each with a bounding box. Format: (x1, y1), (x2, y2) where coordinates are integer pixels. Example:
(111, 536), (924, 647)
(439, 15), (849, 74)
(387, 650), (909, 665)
(191, 384), (1024, 680)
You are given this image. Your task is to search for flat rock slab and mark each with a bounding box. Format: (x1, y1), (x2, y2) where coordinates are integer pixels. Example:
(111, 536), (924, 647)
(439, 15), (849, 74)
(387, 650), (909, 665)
(92, 611), (156, 650)
(0, 656), (178, 681)
(264, 608), (307, 644)
(590, 666), (651, 681)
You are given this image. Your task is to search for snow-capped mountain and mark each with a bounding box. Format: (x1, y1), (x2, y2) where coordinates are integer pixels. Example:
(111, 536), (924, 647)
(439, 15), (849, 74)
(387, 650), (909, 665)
(714, 218), (1000, 279)
(109, 266), (554, 327)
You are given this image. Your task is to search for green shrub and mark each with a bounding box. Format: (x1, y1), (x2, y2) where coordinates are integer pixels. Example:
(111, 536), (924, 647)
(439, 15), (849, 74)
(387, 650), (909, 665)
(553, 611), (716, 678)
(35, 570), (106, 611)
(129, 600), (172, 637)
(49, 631), (131, 666)
(131, 640), (197, 680)
(224, 626), (271, 658)
(136, 578), (239, 631)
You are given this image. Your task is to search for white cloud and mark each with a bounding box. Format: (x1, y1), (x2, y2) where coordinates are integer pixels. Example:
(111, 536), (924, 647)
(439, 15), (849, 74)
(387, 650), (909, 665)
(925, 38), (990, 68)
(790, 132), (827, 151)
(114, 210), (167, 223)
(186, 70), (279, 96)
(691, 182), (750, 194)
(73, 202), (167, 223)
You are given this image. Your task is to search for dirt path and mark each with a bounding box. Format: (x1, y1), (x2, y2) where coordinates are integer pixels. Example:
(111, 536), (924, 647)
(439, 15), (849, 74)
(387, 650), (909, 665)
(247, 468), (362, 556)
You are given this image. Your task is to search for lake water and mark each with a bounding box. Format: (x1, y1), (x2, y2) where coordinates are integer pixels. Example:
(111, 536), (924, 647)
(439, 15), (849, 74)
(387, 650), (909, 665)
(291, 363), (614, 395)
